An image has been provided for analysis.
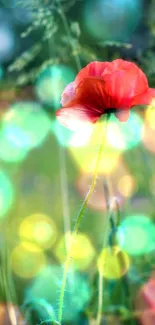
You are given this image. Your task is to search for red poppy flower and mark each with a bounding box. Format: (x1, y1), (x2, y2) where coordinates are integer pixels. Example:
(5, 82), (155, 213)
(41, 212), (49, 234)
(56, 59), (155, 130)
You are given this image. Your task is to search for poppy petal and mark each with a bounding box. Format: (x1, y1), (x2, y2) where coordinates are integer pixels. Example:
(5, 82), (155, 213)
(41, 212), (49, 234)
(56, 106), (101, 130)
(60, 82), (75, 106)
(115, 110), (130, 122)
(101, 59), (133, 76)
(75, 59), (143, 84)
(103, 68), (148, 108)
(101, 60), (147, 88)
(75, 61), (110, 85)
(64, 77), (110, 113)
(106, 59), (139, 72)
(131, 88), (155, 106)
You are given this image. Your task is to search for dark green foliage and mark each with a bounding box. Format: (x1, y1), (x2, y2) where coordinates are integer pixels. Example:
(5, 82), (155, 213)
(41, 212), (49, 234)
(39, 321), (61, 325)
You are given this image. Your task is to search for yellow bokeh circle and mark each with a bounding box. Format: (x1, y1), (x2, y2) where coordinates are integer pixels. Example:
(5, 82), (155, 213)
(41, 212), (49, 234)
(145, 100), (155, 129)
(11, 241), (46, 278)
(118, 174), (136, 198)
(19, 213), (57, 249)
(69, 120), (121, 175)
(55, 232), (95, 270)
(97, 246), (130, 280)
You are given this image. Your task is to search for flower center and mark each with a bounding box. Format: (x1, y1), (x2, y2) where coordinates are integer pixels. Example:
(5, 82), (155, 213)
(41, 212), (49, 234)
(105, 108), (116, 114)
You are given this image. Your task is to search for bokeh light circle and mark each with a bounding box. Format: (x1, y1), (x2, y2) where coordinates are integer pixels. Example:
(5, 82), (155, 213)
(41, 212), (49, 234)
(83, 0), (142, 42)
(69, 120), (121, 174)
(1, 0), (17, 8)
(117, 215), (155, 256)
(12, 5), (33, 25)
(3, 102), (51, 150)
(142, 123), (155, 153)
(55, 232), (95, 270)
(52, 119), (93, 148)
(0, 24), (16, 63)
(76, 172), (125, 212)
(69, 125), (93, 148)
(35, 65), (76, 108)
(87, 151), (120, 174)
(145, 99), (155, 129)
(117, 174), (136, 197)
(26, 266), (91, 322)
(11, 242), (46, 278)
(142, 88), (155, 152)
(19, 213), (57, 249)
(0, 170), (14, 218)
(0, 127), (28, 162)
(51, 119), (74, 147)
(97, 246), (130, 279)
(107, 112), (143, 151)
(63, 271), (91, 321)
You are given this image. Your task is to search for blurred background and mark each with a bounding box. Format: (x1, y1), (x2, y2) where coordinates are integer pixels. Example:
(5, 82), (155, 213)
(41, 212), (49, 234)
(0, 0), (155, 324)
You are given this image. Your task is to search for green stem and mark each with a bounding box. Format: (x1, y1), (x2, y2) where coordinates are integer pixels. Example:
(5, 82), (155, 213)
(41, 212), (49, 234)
(96, 273), (104, 325)
(96, 209), (112, 325)
(58, 115), (110, 323)
(115, 198), (121, 227)
(59, 145), (71, 250)
(96, 178), (116, 325)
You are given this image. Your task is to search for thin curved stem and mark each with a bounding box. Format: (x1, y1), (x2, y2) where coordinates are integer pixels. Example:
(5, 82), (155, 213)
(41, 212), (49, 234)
(58, 115), (110, 323)
(96, 273), (103, 325)
(96, 219), (112, 325)
(96, 180), (114, 325)
(96, 221), (111, 325)
(59, 145), (71, 249)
